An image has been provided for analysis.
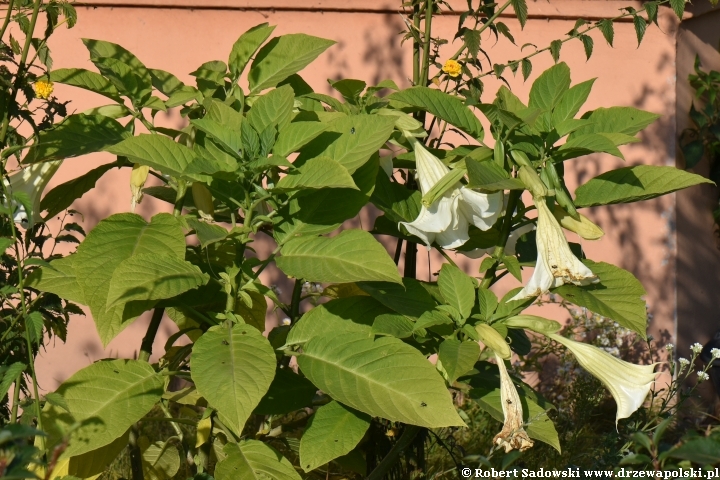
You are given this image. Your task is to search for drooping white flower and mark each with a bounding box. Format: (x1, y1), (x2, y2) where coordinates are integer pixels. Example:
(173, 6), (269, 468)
(493, 353), (534, 453)
(399, 137), (502, 249)
(510, 198), (598, 301)
(550, 334), (657, 424)
(3, 160), (62, 229)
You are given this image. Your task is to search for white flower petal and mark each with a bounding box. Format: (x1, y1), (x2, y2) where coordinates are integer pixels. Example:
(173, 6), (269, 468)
(505, 223), (536, 256)
(410, 137), (449, 193)
(550, 334), (657, 424)
(435, 195), (469, 249)
(3, 160), (62, 229)
(399, 197), (454, 246)
(457, 188), (503, 231)
(510, 252), (557, 301)
(494, 353), (534, 452)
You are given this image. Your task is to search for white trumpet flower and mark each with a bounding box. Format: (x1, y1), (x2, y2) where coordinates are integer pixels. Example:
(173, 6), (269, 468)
(550, 334), (657, 424)
(3, 160), (62, 229)
(510, 198), (598, 301)
(494, 353), (534, 452)
(399, 137), (502, 249)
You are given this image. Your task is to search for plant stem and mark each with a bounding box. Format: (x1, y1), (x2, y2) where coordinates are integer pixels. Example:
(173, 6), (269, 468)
(0, 0), (15, 42)
(10, 376), (21, 422)
(450, 0), (514, 61)
(419, 0), (433, 87)
(366, 425), (422, 480)
(138, 308), (165, 362)
(412, 1), (422, 86)
(480, 190), (521, 289)
(290, 279), (303, 321)
(128, 426), (145, 480)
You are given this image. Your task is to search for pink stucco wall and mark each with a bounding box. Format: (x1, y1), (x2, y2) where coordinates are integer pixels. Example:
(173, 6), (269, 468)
(18, 0), (715, 392)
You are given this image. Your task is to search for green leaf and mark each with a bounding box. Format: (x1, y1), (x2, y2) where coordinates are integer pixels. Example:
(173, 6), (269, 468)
(299, 401), (370, 472)
(273, 121), (328, 157)
(466, 158), (525, 191)
(298, 332), (465, 427)
(598, 19), (614, 46)
(572, 106), (659, 137)
(511, 0), (528, 27)
(370, 170), (422, 223)
(58, 431), (129, 478)
(216, 440), (301, 480)
(44, 359), (163, 457)
(74, 213), (186, 346)
(633, 15), (647, 46)
(165, 87), (202, 108)
(91, 56), (151, 103)
(549, 40), (562, 63)
(372, 313), (416, 338)
(41, 162), (117, 219)
(667, 437), (720, 464)
(552, 79), (595, 125)
(299, 114), (396, 173)
(388, 87), (484, 140)
(669, 0), (686, 18)
(49, 68), (122, 101)
(580, 35), (594, 60)
(255, 368), (317, 415)
(574, 165), (713, 207)
(556, 133), (624, 161)
(140, 440), (180, 480)
(106, 134), (200, 179)
(106, 254), (209, 308)
(82, 104), (132, 119)
(438, 264), (476, 319)
(276, 230), (402, 284)
(421, 167), (465, 206)
(229, 23), (276, 78)
(285, 297), (386, 346)
(249, 34), (336, 93)
(329, 78), (366, 103)
(521, 58), (532, 81)
(25, 255), (85, 304)
(0, 237), (12, 253)
(276, 157), (358, 191)
(503, 255), (522, 281)
(148, 68), (185, 96)
(529, 62), (571, 111)
(358, 278), (437, 320)
(83, 38), (150, 86)
(438, 339), (480, 383)
(191, 324), (276, 436)
(554, 260), (648, 337)
(191, 119), (242, 155)
(0, 363), (26, 400)
(247, 84), (295, 134)
(24, 114), (128, 163)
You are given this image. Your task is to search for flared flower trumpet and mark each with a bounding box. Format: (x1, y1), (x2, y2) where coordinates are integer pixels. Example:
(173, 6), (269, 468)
(510, 197), (598, 301)
(399, 137), (502, 249)
(494, 353), (534, 452)
(550, 334), (657, 424)
(3, 160), (62, 228)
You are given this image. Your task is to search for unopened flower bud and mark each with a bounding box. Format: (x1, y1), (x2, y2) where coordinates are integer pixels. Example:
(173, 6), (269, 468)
(551, 204), (604, 240)
(191, 182), (214, 221)
(517, 166), (547, 198)
(129, 164), (149, 212)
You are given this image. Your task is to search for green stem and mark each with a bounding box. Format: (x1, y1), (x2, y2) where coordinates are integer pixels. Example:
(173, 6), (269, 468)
(419, 0), (433, 87)
(480, 190), (521, 289)
(0, 0), (15, 43)
(10, 375), (21, 423)
(412, 1), (422, 85)
(128, 426), (145, 480)
(173, 180), (187, 217)
(138, 308), (165, 362)
(450, 0), (514, 61)
(366, 425), (422, 480)
(290, 279), (303, 321)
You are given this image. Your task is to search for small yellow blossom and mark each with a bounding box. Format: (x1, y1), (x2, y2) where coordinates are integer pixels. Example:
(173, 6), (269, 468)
(442, 59), (462, 78)
(33, 80), (54, 100)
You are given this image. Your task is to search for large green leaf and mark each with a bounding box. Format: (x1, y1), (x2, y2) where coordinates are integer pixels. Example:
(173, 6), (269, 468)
(554, 260), (647, 337)
(229, 23), (276, 78)
(357, 278), (436, 320)
(92, 56), (152, 104)
(216, 440), (301, 480)
(551, 78), (596, 125)
(276, 156), (357, 191)
(273, 121), (328, 157)
(41, 162), (117, 219)
(191, 118), (242, 155)
(49, 68), (122, 101)
(276, 230), (402, 284)
(44, 359), (163, 457)
(299, 401), (370, 472)
(24, 114), (128, 163)
(191, 324), (276, 436)
(555, 133), (623, 161)
(574, 165), (713, 207)
(370, 170), (422, 223)
(247, 84), (295, 134)
(254, 368), (317, 415)
(388, 87), (484, 140)
(74, 213), (186, 346)
(106, 134), (199, 179)
(25, 255), (85, 304)
(438, 264), (476, 319)
(57, 431), (129, 478)
(285, 296), (388, 346)
(465, 362), (560, 452)
(571, 106), (660, 137)
(438, 339), (480, 383)
(106, 254), (209, 307)
(298, 332), (465, 427)
(466, 158), (525, 191)
(83, 38), (151, 99)
(299, 115), (396, 173)
(528, 62), (571, 111)
(249, 34), (336, 93)
(140, 437), (180, 480)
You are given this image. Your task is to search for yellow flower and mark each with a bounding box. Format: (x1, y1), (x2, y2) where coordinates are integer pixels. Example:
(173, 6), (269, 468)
(33, 80), (54, 100)
(442, 59), (462, 78)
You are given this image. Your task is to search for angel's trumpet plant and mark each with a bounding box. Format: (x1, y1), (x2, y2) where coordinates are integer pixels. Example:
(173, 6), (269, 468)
(550, 334), (657, 424)
(493, 353), (534, 453)
(130, 163), (149, 212)
(510, 197), (598, 301)
(399, 136), (502, 249)
(3, 160), (62, 229)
